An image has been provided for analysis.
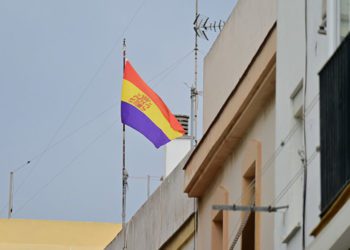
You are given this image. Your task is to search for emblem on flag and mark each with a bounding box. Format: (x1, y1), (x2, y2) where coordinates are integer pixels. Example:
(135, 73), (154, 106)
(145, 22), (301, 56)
(121, 60), (185, 148)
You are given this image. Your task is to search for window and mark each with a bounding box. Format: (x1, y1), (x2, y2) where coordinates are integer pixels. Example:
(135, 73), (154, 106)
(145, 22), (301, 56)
(339, 0), (350, 40)
(242, 212), (255, 250)
(242, 166), (256, 250)
(329, 0), (350, 51)
(319, 0), (327, 34)
(212, 211), (224, 250)
(319, 31), (350, 215)
(211, 186), (229, 250)
(239, 141), (262, 250)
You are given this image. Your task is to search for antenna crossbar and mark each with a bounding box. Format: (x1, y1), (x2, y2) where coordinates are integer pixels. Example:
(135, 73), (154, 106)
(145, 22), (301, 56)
(212, 204), (289, 212)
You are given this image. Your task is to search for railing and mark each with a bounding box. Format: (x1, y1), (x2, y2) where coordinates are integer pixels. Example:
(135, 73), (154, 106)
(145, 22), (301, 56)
(319, 33), (350, 215)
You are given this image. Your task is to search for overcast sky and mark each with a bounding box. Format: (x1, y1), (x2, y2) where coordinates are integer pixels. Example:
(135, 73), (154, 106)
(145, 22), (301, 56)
(0, 0), (236, 222)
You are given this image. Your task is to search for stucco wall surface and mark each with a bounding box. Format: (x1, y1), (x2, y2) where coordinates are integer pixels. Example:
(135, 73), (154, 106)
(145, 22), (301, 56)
(203, 0), (276, 132)
(198, 98), (275, 250)
(0, 219), (120, 250)
(274, 0), (328, 249)
(106, 159), (194, 250)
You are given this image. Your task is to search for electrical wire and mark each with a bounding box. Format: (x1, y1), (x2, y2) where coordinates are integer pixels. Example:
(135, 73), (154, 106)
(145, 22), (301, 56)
(0, 46), (194, 217)
(0, 103), (116, 215)
(149, 49), (194, 88)
(302, 1), (309, 248)
(10, 0), (151, 198)
(226, 93), (320, 245)
(2, 0), (196, 218)
(13, 102), (117, 194)
(148, 49), (193, 83)
(6, 46), (194, 211)
(11, 119), (118, 216)
(12, 54), (190, 179)
(272, 150), (318, 206)
(0, 118), (118, 216)
(12, 161), (31, 173)
(13, 101), (117, 175)
(129, 175), (162, 181)
(117, 0), (151, 42)
(229, 194), (256, 250)
(228, 149), (319, 250)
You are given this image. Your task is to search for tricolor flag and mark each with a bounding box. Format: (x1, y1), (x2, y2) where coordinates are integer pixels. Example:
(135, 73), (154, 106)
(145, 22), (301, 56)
(121, 60), (185, 148)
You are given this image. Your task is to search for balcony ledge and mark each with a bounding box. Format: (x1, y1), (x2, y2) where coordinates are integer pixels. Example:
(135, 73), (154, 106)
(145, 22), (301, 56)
(311, 183), (350, 237)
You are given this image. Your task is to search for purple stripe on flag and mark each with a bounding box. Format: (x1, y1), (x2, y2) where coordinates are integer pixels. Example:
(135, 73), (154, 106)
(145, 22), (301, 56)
(121, 101), (170, 148)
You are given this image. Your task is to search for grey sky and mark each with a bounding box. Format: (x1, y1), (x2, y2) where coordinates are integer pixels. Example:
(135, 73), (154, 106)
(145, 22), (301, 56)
(0, 0), (236, 222)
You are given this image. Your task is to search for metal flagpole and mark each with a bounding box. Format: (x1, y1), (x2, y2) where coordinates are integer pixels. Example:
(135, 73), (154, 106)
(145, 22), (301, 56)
(8, 171), (14, 218)
(192, 2), (199, 249)
(122, 38), (128, 250)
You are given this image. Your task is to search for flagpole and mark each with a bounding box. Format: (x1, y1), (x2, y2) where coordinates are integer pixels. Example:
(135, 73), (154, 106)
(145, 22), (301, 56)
(122, 38), (128, 250)
(193, 2), (199, 249)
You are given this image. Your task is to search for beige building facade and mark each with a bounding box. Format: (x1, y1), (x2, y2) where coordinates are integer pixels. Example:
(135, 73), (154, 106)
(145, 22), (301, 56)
(183, 0), (277, 249)
(107, 0), (350, 249)
(0, 219), (121, 250)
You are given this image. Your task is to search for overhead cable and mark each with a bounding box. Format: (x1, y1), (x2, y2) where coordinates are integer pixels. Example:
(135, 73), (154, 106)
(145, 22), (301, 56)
(227, 93), (319, 245)
(11, 120), (118, 216)
(10, 0), (151, 191)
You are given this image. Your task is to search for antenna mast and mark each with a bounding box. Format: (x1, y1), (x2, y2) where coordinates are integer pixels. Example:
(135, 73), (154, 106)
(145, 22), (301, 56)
(191, 2), (225, 148)
(191, 0), (199, 148)
(192, 2), (199, 250)
(122, 38), (128, 250)
(191, 4), (225, 249)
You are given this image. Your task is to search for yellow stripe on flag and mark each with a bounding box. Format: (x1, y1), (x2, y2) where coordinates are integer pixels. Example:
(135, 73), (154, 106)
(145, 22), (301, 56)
(122, 79), (183, 140)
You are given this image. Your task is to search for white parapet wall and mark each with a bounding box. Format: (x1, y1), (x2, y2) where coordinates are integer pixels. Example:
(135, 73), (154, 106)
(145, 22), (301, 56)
(105, 157), (195, 250)
(165, 136), (191, 177)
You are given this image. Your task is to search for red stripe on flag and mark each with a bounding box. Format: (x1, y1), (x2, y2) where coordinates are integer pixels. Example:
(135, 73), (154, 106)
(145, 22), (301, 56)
(123, 60), (184, 134)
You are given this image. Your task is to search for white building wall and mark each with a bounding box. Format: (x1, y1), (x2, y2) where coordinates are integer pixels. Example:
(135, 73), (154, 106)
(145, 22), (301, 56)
(105, 159), (194, 250)
(275, 0), (329, 249)
(165, 137), (191, 177)
(275, 1), (306, 249)
(304, 0), (329, 247)
(197, 98), (276, 250)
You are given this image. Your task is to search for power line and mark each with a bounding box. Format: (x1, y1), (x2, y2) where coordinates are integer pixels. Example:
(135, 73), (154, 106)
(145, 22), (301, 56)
(0, 119), (118, 217)
(148, 49), (194, 87)
(272, 150), (319, 206)
(3, 0), (193, 218)
(227, 92), (319, 244)
(12, 46), (193, 176)
(13, 102), (117, 194)
(13, 102), (117, 174)
(228, 150), (319, 250)
(240, 93), (319, 204)
(11, 120), (118, 216)
(229, 195), (255, 250)
(12, 161), (31, 173)
(9, 0), (151, 192)
(226, 93), (320, 245)
(3, 45), (194, 216)
(10, 47), (195, 196)
(197, 49), (206, 56)
(227, 113), (300, 242)
(117, 0), (151, 42)
(129, 175), (163, 181)
(0, 105), (115, 216)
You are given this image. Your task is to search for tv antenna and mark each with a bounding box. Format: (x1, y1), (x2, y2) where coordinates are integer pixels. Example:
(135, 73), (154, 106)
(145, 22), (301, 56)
(194, 14), (225, 41)
(191, 0), (225, 148)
